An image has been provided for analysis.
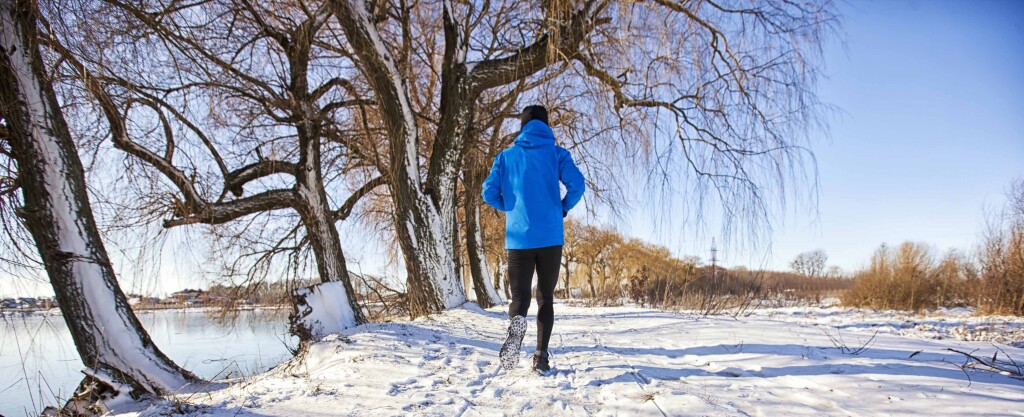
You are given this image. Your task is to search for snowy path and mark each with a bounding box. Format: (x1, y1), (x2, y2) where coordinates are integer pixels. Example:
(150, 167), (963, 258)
(133, 303), (1024, 416)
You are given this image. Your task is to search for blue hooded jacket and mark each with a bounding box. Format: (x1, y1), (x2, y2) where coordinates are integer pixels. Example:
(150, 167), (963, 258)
(481, 120), (586, 249)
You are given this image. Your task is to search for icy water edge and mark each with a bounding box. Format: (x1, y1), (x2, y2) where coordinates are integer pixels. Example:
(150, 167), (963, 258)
(0, 309), (296, 417)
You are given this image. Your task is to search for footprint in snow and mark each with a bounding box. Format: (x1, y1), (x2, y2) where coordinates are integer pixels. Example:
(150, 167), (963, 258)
(710, 365), (762, 377)
(401, 399), (434, 411)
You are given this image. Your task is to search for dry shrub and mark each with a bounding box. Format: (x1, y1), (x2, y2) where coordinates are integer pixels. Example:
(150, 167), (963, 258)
(736, 269), (853, 307)
(842, 242), (974, 312)
(977, 229), (1024, 315)
(841, 179), (1023, 315)
(585, 263), (852, 314)
(627, 266), (651, 307)
(668, 271), (762, 315)
(586, 284), (626, 307)
(976, 180), (1024, 315)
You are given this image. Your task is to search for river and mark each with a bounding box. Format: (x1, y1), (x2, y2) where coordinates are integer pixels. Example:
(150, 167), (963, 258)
(0, 308), (296, 417)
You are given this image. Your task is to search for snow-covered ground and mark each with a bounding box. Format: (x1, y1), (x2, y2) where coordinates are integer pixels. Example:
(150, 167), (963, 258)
(126, 302), (1024, 416)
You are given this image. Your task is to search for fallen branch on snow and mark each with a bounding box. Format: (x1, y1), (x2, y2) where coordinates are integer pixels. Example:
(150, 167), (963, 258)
(823, 327), (878, 355)
(947, 347), (1024, 381)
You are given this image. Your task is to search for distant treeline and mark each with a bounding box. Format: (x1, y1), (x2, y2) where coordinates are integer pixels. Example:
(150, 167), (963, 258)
(471, 216), (853, 316)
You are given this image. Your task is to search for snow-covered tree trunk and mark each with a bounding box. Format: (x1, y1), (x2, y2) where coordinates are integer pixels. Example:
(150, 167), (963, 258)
(330, 0), (467, 317)
(464, 166), (503, 308)
(291, 123), (365, 335)
(466, 201), (503, 307)
(292, 103), (364, 325)
(391, 181), (467, 316)
(496, 259), (511, 300)
(0, 0), (199, 401)
(289, 281), (359, 343)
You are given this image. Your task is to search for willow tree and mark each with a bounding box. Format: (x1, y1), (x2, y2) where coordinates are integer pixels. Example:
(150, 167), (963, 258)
(49, 0), (392, 331)
(0, 0), (200, 408)
(331, 0), (835, 315)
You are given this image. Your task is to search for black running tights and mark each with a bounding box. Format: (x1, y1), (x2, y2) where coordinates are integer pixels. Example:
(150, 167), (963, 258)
(507, 244), (563, 352)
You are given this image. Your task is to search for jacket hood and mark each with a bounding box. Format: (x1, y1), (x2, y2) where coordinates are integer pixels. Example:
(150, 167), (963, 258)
(514, 120), (556, 148)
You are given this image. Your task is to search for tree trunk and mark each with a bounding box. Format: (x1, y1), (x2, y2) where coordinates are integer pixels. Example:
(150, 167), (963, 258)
(0, 0), (199, 400)
(562, 257), (573, 298)
(331, 0), (466, 317)
(588, 270), (597, 298)
(392, 189), (466, 316)
(600, 260), (609, 294)
(564, 265), (572, 298)
(495, 258), (511, 301)
(292, 128), (365, 329)
(463, 165), (503, 308)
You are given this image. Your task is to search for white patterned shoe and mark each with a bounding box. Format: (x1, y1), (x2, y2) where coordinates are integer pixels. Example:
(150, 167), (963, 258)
(499, 315), (527, 370)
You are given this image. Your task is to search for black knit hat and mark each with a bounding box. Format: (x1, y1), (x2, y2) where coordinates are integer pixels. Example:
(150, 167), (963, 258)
(520, 105), (549, 128)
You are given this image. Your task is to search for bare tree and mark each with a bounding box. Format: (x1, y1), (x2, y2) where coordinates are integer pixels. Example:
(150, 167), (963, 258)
(47, 0), (391, 332)
(791, 249), (828, 278)
(0, 0), (201, 408)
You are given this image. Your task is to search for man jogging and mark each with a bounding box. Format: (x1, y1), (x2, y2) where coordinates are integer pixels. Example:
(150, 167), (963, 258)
(481, 105), (586, 372)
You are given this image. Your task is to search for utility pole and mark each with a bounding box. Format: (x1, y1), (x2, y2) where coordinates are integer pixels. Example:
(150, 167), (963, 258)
(710, 237), (719, 280)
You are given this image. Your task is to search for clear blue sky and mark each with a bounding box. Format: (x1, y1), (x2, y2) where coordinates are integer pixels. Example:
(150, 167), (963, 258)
(631, 0), (1024, 272)
(3, 0), (1023, 297)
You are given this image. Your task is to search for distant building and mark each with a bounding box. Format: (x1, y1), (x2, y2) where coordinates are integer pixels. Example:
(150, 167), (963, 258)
(0, 297), (58, 310)
(169, 289), (207, 306)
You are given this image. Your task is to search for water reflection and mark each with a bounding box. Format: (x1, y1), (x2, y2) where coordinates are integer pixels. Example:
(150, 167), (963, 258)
(0, 309), (296, 417)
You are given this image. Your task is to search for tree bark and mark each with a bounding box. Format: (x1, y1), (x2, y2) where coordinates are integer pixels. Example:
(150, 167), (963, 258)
(463, 170), (503, 307)
(0, 0), (199, 399)
(563, 261), (573, 298)
(294, 184), (365, 326)
(292, 88), (365, 326)
(588, 270), (597, 298)
(495, 258), (511, 301)
(330, 0), (467, 317)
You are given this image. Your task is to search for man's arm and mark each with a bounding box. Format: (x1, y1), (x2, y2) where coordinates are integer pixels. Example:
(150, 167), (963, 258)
(481, 153), (506, 211)
(558, 148), (585, 213)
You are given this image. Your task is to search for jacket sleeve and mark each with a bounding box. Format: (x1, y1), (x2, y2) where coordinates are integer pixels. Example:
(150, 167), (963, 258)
(558, 148), (585, 212)
(481, 153), (506, 211)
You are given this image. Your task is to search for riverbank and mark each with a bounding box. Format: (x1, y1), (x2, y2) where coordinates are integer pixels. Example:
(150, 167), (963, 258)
(1, 309), (295, 417)
(0, 304), (292, 316)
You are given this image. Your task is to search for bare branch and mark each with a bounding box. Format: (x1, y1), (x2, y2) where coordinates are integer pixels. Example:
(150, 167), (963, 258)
(334, 175), (388, 221)
(164, 189), (296, 228)
(224, 160), (299, 197)
(469, 0), (610, 92)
